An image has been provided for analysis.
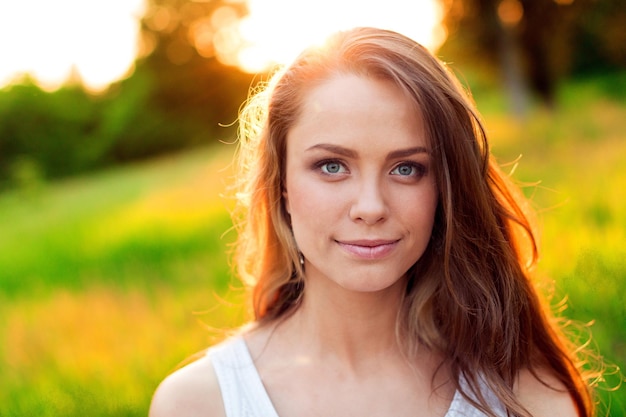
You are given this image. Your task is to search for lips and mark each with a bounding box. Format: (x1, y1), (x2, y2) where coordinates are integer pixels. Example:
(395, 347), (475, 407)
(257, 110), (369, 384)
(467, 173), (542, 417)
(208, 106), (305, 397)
(335, 239), (400, 260)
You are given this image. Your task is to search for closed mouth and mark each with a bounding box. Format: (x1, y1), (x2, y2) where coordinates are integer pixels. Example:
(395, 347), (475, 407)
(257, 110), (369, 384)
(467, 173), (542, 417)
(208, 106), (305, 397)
(335, 239), (400, 259)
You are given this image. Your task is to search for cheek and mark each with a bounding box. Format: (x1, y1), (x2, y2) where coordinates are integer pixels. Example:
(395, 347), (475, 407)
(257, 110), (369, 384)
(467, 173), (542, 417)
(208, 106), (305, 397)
(398, 184), (438, 229)
(288, 183), (328, 221)
(285, 178), (343, 234)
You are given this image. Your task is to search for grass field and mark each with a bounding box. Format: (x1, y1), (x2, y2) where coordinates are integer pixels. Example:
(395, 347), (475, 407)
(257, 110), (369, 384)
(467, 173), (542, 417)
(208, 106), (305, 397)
(1, 78), (625, 416)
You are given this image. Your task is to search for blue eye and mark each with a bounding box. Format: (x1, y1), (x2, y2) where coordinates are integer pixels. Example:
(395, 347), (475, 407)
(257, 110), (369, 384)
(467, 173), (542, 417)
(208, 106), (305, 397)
(320, 161), (346, 174)
(390, 163), (426, 177)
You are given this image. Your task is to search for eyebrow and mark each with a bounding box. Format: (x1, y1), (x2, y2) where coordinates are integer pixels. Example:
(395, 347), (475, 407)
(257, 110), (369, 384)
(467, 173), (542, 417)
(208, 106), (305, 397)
(306, 143), (430, 160)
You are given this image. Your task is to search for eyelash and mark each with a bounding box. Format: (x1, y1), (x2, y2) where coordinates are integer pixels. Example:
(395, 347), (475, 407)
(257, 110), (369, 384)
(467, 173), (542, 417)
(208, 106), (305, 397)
(313, 160), (427, 179)
(390, 162), (427, 178)
(315, 159), (348, 176)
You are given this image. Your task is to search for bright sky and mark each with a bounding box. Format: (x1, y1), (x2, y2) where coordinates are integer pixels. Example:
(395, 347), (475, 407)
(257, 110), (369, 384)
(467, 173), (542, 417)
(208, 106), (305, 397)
(235, 0), (445, 73)
(0, 0), (443, 92)
(0, 0), (145, 92)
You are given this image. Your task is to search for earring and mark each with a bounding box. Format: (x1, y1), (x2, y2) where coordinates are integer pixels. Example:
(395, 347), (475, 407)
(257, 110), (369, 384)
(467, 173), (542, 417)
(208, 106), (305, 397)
(299, 252), (305, 266)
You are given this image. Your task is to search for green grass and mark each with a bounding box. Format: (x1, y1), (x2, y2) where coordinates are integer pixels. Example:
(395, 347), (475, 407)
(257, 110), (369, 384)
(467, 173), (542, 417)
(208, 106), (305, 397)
(483, 79), (626, 414)
(1, 77), (625, 416)
(0, 146), (247, 416)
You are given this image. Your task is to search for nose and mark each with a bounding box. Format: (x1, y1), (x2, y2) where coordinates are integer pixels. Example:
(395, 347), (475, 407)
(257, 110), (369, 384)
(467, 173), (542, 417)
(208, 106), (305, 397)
(349, 177), (388, 225)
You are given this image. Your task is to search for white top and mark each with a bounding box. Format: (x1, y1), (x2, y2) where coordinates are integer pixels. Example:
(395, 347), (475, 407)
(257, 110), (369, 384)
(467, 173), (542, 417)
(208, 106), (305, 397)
(208, 337), (506, 417)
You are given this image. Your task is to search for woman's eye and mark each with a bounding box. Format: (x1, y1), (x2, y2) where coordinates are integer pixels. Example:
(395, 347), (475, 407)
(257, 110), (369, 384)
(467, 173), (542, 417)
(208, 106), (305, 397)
(320, 161), (346, 174)
(390, 163), (426, 177)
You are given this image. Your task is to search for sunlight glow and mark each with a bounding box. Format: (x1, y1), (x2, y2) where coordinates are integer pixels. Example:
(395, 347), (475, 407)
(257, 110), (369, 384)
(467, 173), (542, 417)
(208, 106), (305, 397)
(0, 0), (145, 92)
(232, 0), (446, 73)
(0, 0), (444, 91)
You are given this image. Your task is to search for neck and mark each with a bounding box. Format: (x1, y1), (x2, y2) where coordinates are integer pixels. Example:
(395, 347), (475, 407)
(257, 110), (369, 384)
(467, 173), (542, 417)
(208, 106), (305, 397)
(285, 272), (407, 367)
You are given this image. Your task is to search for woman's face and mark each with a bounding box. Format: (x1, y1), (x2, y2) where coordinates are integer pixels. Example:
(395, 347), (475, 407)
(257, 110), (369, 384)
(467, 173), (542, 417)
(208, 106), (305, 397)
(283, 73), (438, 294)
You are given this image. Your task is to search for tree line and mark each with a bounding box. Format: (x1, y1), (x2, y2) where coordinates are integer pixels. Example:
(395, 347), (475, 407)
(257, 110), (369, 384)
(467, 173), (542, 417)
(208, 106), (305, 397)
(1, 0), (624, 189)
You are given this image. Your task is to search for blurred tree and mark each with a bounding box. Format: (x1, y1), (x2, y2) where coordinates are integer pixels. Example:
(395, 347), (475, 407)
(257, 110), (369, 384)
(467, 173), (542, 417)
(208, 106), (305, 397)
(439, 0), (624, 111)
(569, 0), (626, 77)
(0, 82), (103, 184)
(129, 0), (256, 158)
(0, 0), (258, 187)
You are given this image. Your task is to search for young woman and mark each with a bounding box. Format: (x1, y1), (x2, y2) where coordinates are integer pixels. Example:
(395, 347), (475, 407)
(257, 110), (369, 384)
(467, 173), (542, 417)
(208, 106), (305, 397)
(150, 27), (595, 417)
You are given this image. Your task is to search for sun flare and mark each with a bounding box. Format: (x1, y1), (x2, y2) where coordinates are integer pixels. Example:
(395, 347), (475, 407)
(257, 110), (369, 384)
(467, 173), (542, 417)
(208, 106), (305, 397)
(233, 0), (445, 73)
(0, 0), (444, 91)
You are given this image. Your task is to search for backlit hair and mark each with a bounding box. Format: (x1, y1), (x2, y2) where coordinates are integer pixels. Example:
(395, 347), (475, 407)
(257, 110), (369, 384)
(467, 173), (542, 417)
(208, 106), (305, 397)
(233, 27), (594, 417)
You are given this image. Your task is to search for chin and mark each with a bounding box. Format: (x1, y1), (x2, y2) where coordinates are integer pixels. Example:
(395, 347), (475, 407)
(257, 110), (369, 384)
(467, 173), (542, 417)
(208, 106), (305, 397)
(334, 269), (409, 294)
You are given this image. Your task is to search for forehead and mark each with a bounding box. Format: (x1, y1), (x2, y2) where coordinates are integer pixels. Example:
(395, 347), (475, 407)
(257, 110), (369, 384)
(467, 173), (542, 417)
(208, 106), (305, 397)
(287, 73), (427, 152)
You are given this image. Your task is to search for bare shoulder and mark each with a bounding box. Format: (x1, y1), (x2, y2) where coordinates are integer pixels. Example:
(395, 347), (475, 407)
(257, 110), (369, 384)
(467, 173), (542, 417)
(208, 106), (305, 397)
(149, 355), (225, 417)
(515, 367), (579, 417)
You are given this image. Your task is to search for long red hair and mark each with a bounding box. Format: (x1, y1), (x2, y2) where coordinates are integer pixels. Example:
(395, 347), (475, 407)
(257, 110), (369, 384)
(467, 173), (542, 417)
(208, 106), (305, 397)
(233, 27), (595, 416)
